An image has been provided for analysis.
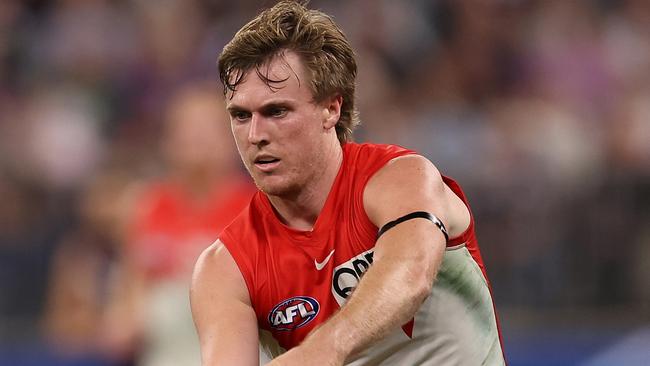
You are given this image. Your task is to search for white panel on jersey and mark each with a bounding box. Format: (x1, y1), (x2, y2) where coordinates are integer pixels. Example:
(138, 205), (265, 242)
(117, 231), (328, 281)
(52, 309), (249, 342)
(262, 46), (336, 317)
(345, 246), (505, 366)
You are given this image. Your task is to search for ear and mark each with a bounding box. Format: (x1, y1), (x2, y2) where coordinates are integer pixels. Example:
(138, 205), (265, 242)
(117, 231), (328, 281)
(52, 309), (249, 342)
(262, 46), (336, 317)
(321, 94), (343, 130)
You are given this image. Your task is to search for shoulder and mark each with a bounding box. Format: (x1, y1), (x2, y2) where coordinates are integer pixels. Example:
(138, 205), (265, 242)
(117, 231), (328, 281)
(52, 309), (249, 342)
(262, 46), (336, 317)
(363, 154), (443, 217)
(192, 240), (251, 305)
(368, 154), (441, 184)
(363, 154), (471, 237)
(193, 240), (236, 277)
(343, 142), (417, 187)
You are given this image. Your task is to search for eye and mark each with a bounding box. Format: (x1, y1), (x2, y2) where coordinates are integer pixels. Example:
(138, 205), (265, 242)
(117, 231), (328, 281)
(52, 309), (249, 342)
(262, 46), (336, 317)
(268, 107), (287, 118)
(231, 110), (251, 122)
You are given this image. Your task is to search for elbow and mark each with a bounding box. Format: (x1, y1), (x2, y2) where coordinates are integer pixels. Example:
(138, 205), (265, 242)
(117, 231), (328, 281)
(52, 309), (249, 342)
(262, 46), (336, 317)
(407, 265), (435, 305)
(411, 242), (444, 304)
(413, 276), (433, 304)
(410, 250), (442, 304)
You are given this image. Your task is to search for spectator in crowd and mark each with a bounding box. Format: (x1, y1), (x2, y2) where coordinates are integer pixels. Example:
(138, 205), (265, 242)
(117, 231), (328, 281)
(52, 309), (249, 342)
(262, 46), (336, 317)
(118, 82), (255, 366)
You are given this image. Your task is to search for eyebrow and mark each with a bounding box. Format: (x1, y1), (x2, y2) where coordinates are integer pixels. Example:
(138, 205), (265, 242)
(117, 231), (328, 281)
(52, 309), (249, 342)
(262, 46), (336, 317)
(226, 99), (295, 113)
(226, 104), (245, 113)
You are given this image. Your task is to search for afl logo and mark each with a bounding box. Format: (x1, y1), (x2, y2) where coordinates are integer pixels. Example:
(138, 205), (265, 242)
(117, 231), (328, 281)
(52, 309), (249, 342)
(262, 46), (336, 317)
(268, 296), (320, 331)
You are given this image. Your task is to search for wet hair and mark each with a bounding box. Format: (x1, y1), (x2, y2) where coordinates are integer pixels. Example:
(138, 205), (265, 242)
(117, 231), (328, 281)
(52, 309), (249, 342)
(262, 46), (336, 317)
(218, 0), (359, 143)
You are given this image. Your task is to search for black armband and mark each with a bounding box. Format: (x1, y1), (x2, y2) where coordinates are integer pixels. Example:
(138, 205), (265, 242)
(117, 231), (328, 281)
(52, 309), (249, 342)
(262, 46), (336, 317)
(377, 211), (449, 242)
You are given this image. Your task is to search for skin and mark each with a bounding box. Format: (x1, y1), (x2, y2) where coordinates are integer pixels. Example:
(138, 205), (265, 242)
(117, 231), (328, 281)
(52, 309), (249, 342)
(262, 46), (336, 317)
(226, 51), (343, 230)
(190, 50), (471, 365)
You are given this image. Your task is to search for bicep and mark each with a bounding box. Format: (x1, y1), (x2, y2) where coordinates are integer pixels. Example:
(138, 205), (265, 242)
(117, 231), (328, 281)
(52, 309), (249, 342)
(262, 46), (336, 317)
(362, 155), (466, 273)
(364, 154), (470, 243)
(190, 241), (259, 366)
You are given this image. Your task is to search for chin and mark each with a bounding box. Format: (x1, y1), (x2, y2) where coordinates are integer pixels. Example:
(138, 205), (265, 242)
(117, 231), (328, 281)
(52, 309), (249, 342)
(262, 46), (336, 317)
(254, 176), (299, 197)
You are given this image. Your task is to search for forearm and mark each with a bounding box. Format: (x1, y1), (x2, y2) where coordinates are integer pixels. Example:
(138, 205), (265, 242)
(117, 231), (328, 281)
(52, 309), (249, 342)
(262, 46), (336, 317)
(329, 261), (430, 354)
(302, 235), (441, 361)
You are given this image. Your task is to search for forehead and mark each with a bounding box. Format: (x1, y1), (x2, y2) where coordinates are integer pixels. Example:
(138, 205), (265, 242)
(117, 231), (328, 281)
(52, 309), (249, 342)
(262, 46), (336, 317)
(226, 51), (313, 108)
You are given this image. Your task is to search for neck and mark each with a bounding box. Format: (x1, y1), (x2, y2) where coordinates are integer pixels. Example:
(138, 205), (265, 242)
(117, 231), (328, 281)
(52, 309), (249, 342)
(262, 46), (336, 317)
(267, 141), (344, 231)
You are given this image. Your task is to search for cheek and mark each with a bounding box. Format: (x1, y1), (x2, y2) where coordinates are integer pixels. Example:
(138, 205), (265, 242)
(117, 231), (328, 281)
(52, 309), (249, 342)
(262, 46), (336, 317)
(230, 136), (249, 163)
(231, 125), (247, 146)
(286, 113), (321, 140)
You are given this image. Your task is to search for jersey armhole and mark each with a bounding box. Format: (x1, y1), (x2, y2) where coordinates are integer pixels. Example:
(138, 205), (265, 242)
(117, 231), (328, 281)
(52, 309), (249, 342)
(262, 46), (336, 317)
(442, 175), (475, 247)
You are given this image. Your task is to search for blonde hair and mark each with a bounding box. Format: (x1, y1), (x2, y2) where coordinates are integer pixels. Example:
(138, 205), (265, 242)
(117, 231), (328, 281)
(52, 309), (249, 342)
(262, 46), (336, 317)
(218, 1), (359, 143)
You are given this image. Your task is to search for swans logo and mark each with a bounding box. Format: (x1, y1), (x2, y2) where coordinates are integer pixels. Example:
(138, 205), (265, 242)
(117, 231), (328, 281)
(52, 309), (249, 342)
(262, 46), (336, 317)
(268, 296), (320, 331)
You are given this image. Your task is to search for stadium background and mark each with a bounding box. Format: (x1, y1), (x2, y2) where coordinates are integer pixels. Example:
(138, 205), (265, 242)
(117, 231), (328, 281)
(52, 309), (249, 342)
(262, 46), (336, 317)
(1, 0), (648, 365)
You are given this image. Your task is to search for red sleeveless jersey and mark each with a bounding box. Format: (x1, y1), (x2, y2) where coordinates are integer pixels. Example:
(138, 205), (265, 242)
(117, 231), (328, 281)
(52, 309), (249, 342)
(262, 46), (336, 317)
(219, 142), (505, 365)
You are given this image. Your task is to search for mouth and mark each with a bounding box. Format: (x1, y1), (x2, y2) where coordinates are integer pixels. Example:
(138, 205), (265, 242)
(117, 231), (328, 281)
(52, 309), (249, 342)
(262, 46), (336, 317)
(253, 156), (281, 172)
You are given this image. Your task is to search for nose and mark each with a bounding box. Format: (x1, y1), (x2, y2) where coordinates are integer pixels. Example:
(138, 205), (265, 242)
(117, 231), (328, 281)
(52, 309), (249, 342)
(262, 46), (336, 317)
(248, 114), (269, 146)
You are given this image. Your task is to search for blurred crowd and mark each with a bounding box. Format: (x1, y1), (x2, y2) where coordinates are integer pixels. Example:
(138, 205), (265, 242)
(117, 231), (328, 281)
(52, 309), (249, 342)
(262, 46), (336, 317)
(0, 0), (648, 365)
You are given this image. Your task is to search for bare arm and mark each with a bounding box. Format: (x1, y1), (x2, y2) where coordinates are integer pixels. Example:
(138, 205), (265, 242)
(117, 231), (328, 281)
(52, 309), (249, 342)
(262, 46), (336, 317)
(270, 155), (470, 365)
(190, 241), (260, 366)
